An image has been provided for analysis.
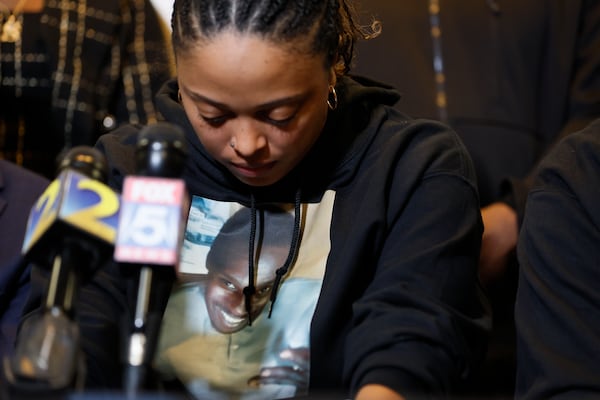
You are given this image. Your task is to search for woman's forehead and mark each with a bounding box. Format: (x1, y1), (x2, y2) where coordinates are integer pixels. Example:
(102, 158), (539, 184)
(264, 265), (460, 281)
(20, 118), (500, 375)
(176, 30), (322, 72)
(176, 33), (329, 105)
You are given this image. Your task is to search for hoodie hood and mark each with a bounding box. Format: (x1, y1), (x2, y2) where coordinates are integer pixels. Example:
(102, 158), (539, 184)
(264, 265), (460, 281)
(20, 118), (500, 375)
(154, 75), (401, 205)
(152, 76), (401, 318)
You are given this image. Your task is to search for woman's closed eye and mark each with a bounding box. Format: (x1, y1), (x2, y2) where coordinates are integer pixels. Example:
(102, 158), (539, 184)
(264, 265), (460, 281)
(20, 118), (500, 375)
(200, 113), (233, 127)
(258, 108), (297, 127)
(197, 100), (299, 128)
(201, 111), (296, 128)
(262, 114), (296, 127)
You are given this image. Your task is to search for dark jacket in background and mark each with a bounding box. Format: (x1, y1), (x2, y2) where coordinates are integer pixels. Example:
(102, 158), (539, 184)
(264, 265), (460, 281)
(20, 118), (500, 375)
(0, 160), (49, 361)
(0, 0), (174, 178)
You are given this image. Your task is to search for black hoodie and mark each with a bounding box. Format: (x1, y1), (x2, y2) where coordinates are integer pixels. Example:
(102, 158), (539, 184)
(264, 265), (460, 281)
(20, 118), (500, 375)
(41, 76), (490, 399)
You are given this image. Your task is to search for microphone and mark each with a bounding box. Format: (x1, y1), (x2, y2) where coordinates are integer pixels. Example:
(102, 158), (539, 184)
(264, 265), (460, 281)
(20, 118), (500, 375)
(5, 146), (120, 393)
(114, 122), (189, 394)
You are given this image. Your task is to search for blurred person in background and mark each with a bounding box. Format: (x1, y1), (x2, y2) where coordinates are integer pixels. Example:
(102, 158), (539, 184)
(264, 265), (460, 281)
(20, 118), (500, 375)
(352, 0), (600, 396)
(0, 0), (174, 179)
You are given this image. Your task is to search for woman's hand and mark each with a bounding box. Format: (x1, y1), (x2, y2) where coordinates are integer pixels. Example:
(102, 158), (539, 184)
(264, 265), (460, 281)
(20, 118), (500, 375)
(248, 347), (309, 390)
(355, 384), (406, 400)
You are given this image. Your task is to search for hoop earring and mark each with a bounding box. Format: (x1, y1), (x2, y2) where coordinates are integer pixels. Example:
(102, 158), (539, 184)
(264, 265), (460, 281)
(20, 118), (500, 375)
(327, 85), (338, 110)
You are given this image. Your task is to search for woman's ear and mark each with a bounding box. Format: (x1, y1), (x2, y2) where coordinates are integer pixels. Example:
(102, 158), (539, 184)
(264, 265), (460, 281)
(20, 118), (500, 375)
(329, 67), (338, 87)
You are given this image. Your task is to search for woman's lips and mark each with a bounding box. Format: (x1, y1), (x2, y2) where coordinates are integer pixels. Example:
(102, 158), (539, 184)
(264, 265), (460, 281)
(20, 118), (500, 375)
(231, 161), (275, 177)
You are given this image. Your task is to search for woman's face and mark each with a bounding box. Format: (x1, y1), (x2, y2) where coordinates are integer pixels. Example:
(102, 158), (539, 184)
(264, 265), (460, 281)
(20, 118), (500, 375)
(177, 31), (334, 187)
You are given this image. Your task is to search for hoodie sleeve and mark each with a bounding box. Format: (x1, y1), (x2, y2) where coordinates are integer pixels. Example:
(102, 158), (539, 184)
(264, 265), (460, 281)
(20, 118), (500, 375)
(342, 119), (491, 397)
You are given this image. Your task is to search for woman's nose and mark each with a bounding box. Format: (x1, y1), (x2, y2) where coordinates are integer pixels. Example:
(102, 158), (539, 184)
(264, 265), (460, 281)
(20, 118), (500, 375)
(230, 119), (267, 157)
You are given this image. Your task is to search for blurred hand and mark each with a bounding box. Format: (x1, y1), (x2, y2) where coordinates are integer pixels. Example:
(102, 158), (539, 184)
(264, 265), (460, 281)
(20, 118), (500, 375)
(355, 384), (406, 400)
(248, 347), (309, 390)
(479, 202), (518, 285)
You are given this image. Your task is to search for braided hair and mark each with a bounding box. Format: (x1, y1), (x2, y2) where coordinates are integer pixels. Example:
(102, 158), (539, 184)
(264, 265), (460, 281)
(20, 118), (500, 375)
(171, 0), (377, 76)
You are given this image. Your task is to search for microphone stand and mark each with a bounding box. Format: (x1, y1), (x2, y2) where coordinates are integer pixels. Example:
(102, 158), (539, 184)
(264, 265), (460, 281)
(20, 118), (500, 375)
(3, 243), (89, 398)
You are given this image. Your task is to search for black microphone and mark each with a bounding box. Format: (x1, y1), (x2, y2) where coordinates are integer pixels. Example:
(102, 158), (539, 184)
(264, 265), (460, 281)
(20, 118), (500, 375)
(5, 146), (120, 393)
(113, 122), (189, 394)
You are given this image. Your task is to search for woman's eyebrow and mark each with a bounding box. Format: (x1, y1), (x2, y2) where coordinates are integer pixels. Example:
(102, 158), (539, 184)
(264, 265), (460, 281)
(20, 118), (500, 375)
(186, 90), (306, 111)
(254, 94), (306, 110)
(187, 91), (230, 110)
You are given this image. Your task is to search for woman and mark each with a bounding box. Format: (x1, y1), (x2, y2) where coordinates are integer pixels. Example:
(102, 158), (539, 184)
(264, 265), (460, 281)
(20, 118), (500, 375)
(0, 0), (173, 178)
(24, 0), (490, 399)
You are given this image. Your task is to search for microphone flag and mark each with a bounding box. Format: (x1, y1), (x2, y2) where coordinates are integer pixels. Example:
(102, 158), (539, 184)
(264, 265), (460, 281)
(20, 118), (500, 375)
(114, 176), (187, 267)
(22, 169), (120, 264)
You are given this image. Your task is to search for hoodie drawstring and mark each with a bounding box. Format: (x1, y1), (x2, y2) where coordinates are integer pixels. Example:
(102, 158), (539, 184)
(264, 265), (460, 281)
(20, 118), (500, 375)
(243, 194), (258, 325)
(243, 189), (303, 325)
(268, 189), (302, 318)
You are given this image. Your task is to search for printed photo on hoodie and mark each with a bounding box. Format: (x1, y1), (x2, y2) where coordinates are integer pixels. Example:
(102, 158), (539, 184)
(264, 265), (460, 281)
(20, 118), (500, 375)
(155, 191), (335, 399)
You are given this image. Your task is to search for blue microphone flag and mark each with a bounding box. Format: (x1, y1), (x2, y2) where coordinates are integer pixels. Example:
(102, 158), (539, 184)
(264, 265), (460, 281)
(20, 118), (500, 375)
(22, 169), (120, 263)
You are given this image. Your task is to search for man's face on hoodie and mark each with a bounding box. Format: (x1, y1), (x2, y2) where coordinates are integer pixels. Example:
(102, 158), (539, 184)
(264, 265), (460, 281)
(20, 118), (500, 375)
(176, 31), (336, 187)
(205, 248), (286, 334)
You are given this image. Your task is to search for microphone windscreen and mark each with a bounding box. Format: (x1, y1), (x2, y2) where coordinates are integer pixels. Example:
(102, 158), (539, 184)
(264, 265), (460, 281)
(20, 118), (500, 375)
(57, 146), (109, 182)
(135, 122), (188, 178)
